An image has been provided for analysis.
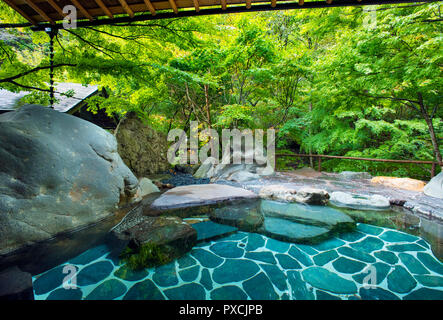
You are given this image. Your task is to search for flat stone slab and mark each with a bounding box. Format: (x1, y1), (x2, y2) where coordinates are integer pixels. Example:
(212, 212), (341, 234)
(209, 200), (264, 232)
(260, 200), (355, 232)
(261, 217), (331, 244)
(330, 191), (390, 210)
(151, 184), (258, 210)
(191, 221), (238, 242)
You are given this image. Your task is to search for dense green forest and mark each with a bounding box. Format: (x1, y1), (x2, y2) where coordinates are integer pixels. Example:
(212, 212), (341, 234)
(0, 2), (441, 180)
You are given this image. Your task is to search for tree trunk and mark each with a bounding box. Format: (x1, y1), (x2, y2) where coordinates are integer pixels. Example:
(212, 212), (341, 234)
(418, 93), (443, 170)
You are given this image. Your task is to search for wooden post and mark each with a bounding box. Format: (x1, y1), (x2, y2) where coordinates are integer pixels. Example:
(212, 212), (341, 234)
(318, 157), (322, 172)
(431, 162), (436, 178)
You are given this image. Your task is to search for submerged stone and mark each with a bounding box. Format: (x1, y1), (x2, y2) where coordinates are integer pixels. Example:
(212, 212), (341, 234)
(46, 288), (83, 300)
(350, 237), (384, 253)
(210, 286), (248, 300)
(177, 255), (197, 269)
(398, 253), (429, 275)
(380, 230), (420, 243)
(352, 262), (390, 285)
(312, 238), (345, 251)
(337, 247), (376, 263)
(265, 238), (291, 253)
(287, 271), (315, 300)
(210, 242), (244, 258)
(374, 251), (398, 265)
(337, 231), (366, 242)
(288, 246), (313, 266)
(33, 265), (67, 295)
(332, 257), (366, 274)
(356, 224), (384, 236)
(191, 248), (224, 268)
(316, 290), (341, 300)
(416, 252), (443, 275)
(200, 269), (213, 291)
(212, 259), (259, 284)
(313, 250), (338, 266)
(404, 288), (443, 300)
(192, 221), (238, 242)
(246, 233), (266, 251)
(152, 262), (178, 287)
(359, 287), (400, 300)
(77, 261), (114, 286)
(386, 244), (426, 253)
(387, 266), (417, 294)
(414, 275), (443, 287)
(164, 283), (206, 300)
(114, 264), (149, 281)
(242, 272), (279, 300)
(123, 279), (164, 300)
(260, 264), (288, 291)
(179, 265), (200, 282)
(262, 217), (331, 244)
(276, 254), (302, 269)
(210, 201), (264, 232)
(86, 279), (127, 300)
(302, 267), (357, 294)
(260, 200), (355, 233)
(245, 251), (277, 264)
(69, 245), (109, 265)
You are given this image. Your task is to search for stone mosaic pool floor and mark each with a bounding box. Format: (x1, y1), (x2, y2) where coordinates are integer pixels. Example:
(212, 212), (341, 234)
(32, 223), (443, 300)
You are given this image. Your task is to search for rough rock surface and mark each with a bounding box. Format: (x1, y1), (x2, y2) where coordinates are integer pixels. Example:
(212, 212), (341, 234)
(150, 184), (258, 211)
(424, 172), (443, 199)
(0, 266), (34, 300)
(259, 185), (298, 202)
(115, 111), (170, 177)
(371, 176), (426, 192)
(137, 178), (160, 198)
(0, 105), (138, 256)
(111, 215), (197, 268)
(330, 191), (390, 210)
(294, 187), (329, 205)
(209, 200), (264, 232)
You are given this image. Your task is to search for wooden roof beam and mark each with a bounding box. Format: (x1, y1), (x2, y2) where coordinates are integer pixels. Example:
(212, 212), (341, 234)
(221, 0), (227, 10)
(168, 0), (178, 14)
(24, 0), (54, 24)
(118, 0), (135, 17)
(94, 0), (114, 19)
(143, 0), (156, 15)
(46, 0), (64, 18)
(192, 0), (200, 12)
(3, 0), (36, 24)
(70, 0), (94, 21)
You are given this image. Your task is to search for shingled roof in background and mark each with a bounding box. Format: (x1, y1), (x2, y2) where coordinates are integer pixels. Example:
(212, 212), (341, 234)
(0, 82), (98, 113)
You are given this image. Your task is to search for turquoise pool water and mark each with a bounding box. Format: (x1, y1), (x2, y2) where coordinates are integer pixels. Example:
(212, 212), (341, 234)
(32, 223), (443, 300)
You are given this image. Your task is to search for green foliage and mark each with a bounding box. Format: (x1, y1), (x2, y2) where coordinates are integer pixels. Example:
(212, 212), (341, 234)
(0, 3), (441, 179)
(120, 242), (171, 270)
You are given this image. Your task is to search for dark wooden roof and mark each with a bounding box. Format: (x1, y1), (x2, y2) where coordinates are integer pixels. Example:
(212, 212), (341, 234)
(3, 0), (433, 26)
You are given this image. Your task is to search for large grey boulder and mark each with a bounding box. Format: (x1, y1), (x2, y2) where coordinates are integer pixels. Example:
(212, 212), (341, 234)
(329, 191), (390, 210)
(424, 172), (443, 199)
(0, 105), (138, 255)
(115, 111), (170, 177)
